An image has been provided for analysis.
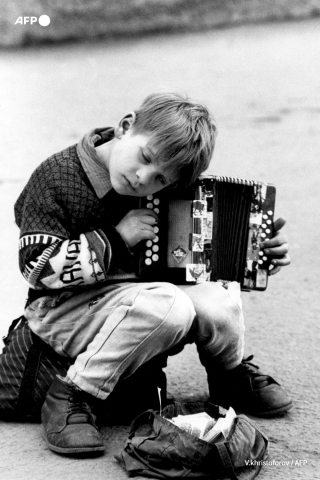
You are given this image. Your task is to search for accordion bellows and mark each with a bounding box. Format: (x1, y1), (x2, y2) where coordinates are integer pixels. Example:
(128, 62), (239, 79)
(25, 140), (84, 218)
(138, 175), (276, 291)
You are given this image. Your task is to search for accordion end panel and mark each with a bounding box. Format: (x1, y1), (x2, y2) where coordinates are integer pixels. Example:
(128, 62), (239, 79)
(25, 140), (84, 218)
(242, 183), (276, 291)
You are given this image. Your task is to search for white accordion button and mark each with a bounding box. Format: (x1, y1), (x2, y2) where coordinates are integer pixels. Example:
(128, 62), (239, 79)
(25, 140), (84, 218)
(154, 208), (159, 214)
(152, 254), (159, 261)
(152, 245), (159, 252)
(268, 210), (273, 215)
(154, 226), (159, 234)
(147, 203), (153, 209)
(153, 198), (160, 205)
(146, 250), (152, 257)
(146, 240), (153, 247)
(153, 236), (159, 243)
(145, 258), (152, 265)
(147, 195), (153, 200)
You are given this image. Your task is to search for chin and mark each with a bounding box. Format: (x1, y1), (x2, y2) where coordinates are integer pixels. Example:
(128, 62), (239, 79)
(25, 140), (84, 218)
(112, 183), (136, 196)
(113, 185), (130, 196)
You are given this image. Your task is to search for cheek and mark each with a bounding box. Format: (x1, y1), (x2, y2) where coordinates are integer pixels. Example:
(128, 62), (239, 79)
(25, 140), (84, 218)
(110, 151), (126, 174)
(117, 148), (135, 170)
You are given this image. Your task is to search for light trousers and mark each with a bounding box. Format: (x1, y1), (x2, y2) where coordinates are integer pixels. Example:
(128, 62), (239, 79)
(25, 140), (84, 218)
(25, 281), (244, 400)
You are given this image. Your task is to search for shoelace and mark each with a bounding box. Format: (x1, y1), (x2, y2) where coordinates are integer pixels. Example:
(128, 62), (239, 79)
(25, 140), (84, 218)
(67, 394), (94, 424)
(240, 355), (271, 387)
(241, 355), (260, 371)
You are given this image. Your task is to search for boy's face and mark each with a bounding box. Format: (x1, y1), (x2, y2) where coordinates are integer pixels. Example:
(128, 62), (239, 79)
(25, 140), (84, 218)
(107, 129), (176, 197)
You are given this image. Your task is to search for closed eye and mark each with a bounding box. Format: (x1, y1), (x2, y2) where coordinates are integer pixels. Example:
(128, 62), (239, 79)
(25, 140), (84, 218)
(157, 175), (166, 185)
(142, 152), (151, 164)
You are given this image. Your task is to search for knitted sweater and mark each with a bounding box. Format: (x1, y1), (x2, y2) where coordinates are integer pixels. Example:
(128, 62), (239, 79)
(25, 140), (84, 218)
(14, 142), (140, 300)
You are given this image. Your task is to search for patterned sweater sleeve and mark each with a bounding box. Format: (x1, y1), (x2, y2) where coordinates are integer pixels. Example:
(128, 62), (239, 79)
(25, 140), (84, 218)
(14, 158), (133, 291)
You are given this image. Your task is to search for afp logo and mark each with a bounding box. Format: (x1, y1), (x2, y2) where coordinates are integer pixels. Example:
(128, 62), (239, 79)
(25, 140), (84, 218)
(14, 15), (51, 26)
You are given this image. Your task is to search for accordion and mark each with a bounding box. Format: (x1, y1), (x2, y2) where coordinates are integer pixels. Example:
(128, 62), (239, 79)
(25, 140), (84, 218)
(137, 175), (276, 291)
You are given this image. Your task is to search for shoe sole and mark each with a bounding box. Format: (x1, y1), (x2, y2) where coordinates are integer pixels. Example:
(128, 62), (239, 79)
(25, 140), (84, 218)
(42, 426), (105, 455)
(241, 400), (293, 418)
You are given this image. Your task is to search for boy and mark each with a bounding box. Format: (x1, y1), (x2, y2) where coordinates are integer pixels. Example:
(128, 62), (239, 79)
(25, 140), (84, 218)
(15, 92), (291, 455)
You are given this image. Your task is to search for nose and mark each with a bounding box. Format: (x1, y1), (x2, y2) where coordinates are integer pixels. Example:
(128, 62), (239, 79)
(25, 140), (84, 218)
(135, 166), (154, 185)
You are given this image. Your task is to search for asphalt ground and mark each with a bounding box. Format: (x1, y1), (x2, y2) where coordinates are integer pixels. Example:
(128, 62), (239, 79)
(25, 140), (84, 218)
(0, 18), (319, 479)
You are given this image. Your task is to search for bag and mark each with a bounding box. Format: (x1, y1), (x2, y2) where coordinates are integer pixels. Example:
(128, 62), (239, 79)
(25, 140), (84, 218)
(0, 316), (168, 423)
(116, 401), (269, 479)
(0, 316), (72, 421)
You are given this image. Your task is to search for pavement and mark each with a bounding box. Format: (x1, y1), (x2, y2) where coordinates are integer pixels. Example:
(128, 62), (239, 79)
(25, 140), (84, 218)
(0, 18), (320, 480)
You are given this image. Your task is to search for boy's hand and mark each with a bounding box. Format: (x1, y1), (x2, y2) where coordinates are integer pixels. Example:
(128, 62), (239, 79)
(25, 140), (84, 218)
(115, 209), (159, 248)
(262, 217), (291, 275)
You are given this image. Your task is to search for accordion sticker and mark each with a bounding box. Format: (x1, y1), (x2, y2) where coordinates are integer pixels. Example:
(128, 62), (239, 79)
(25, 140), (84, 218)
(138, 176), (276, 291)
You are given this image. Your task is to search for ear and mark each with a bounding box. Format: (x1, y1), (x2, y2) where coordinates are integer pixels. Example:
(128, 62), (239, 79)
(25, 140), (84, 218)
(114, 112), (136, 139)
(120, 111), (137, 133)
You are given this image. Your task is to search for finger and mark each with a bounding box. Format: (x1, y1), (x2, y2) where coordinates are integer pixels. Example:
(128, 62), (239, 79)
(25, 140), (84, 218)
(139, 215), (159, 226)
(273, 217), (286, 232)
(270, 254), (291, 267)
(140, 223), (155, 233)
(140, 229), (156, 241)
(138, 209), (159, 222)
(141, 223), (160, 237)
(264, 244), (289, 256)
(262, 232), (288, 248)
(268, 264), (282, 276)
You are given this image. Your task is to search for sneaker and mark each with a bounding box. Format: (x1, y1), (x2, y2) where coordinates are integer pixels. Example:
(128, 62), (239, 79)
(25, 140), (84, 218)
(208, 355), (293, 417)
(41, 375), (105, 455)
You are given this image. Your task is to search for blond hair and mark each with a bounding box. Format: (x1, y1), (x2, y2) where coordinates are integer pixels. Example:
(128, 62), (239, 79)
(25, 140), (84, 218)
(132, 92), (217, 187)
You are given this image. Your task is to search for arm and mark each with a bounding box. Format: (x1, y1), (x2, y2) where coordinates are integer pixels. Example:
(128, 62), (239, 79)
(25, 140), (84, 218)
(261, 217), (291, 276)
(15, 164), (133, 291)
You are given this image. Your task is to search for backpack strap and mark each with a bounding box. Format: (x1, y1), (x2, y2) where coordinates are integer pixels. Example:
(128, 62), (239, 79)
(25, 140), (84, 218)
(216, 442), (264, 480)
(215, 443), (239, 480)
(1, 315), (44, 420)
(15, 330), (45, 419)
(2, 315), (25, 345)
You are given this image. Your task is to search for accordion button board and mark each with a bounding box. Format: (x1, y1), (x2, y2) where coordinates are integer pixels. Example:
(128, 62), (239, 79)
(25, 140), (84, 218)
(138, 176), (276, 291)
(142, 195), (164, 267)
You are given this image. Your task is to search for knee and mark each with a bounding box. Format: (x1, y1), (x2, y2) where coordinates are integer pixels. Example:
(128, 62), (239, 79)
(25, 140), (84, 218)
(193, 284), (244, 344)
(211, 304), (244, 345)
(153, 283), (196, 338)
